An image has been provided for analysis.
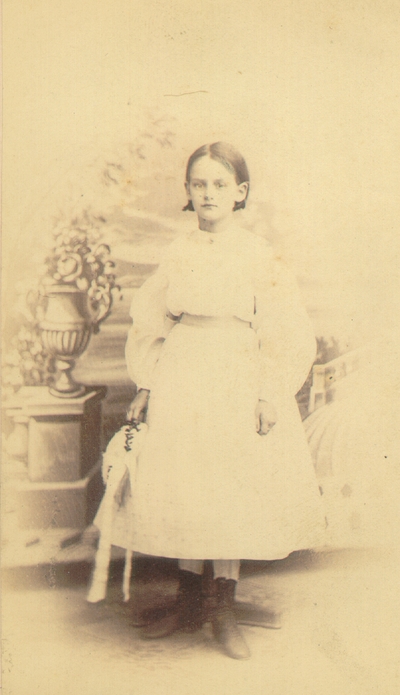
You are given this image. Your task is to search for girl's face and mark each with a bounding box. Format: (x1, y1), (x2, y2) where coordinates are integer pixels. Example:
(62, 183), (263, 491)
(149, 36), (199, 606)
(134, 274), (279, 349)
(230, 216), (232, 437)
(186, 156), (248, 224)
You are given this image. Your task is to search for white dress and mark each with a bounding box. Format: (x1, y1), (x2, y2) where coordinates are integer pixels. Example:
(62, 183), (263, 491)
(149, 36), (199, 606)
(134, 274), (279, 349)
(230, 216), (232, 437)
(124, 225), (325, 560)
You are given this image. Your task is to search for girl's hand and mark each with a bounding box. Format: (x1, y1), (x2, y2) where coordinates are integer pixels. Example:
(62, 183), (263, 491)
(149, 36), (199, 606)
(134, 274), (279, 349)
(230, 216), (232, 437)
(256, 400), (277, 436)
(126, 389), (150, 422)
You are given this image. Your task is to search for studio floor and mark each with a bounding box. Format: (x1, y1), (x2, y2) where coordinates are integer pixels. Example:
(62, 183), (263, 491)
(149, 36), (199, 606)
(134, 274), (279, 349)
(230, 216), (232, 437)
(2, 547), (399, 695)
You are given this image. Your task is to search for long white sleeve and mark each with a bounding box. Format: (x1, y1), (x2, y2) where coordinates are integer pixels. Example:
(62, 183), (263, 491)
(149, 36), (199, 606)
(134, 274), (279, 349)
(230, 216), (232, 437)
(253, 250), (316, 404)
(125, 261), (170, 391)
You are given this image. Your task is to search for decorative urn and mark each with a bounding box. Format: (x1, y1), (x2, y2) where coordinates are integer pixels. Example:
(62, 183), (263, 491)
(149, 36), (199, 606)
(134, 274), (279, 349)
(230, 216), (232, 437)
(39, 228), (117, 398)
(41, 286), (98, 397)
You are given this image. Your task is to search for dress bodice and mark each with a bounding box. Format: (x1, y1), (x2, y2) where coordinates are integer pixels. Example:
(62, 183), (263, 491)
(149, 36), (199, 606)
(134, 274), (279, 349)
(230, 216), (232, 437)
(126, 225), (316, 402)
(164, 227), (258, 321)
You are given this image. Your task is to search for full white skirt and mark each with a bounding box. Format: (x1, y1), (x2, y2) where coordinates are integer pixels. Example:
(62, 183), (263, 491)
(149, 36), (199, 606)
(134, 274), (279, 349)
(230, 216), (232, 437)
(101, 322), (325, 559)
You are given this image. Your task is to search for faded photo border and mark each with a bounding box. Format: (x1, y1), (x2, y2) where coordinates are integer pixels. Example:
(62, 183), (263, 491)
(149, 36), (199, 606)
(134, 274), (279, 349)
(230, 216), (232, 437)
(2, 1), (400, 694)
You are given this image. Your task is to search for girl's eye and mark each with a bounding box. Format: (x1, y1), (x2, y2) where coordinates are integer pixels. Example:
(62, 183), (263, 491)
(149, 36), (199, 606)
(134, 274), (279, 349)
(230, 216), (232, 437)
(193, 182), (203, 189)
(216, 182), (226, 188)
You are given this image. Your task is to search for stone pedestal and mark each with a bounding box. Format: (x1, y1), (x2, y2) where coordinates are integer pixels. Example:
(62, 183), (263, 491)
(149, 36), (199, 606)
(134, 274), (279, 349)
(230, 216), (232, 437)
(14, 463), (103, 529)
(25, 387), (106, 482)
(4, 386), (106, 530)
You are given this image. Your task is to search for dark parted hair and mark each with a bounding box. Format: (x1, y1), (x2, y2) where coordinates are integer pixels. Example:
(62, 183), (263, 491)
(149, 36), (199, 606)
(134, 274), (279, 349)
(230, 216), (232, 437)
(183, 142), (250, 212)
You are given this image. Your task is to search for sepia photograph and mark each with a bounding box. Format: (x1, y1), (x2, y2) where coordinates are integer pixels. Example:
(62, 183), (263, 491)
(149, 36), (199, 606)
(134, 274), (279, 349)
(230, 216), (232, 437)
(2, 1), (400, 694)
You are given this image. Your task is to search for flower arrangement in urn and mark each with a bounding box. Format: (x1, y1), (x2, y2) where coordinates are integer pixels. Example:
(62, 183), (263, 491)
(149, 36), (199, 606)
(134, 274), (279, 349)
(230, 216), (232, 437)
(40, 213), (119, 397)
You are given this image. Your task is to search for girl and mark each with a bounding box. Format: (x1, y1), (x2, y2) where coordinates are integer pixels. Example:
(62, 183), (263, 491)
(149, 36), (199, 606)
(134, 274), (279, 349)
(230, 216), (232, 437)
(125, 142), (324, 659)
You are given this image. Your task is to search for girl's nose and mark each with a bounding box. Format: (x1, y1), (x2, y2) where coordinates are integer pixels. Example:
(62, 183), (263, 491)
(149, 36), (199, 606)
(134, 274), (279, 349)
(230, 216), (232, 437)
(204, 186), (213, 200)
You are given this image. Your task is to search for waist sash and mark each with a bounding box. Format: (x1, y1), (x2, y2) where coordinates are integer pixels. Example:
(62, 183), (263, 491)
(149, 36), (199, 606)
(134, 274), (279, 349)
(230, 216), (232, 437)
(178, 313), (251, 329)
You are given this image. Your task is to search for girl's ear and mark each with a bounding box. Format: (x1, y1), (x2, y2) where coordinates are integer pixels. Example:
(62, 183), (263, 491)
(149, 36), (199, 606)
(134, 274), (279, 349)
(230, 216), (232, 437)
(235, 182), (249, 204)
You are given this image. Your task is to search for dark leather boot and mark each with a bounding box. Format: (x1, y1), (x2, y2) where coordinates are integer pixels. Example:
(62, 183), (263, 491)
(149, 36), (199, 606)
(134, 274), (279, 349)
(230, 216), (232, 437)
(212, 578), (251, 659)
(140, 570), (203, 639)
